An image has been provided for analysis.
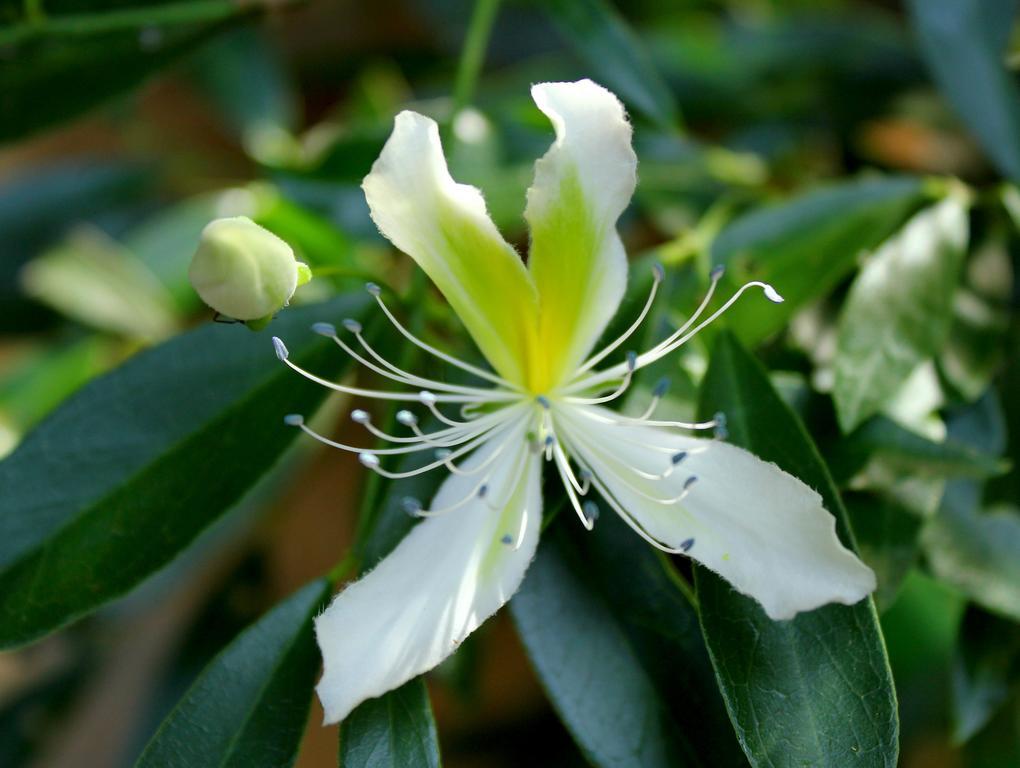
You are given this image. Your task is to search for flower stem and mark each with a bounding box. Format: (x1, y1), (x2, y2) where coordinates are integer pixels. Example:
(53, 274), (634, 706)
(451, 0), (501, 118)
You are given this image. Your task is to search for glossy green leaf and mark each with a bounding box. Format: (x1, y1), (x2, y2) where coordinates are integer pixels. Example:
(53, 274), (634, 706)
(185, 26), (298, 141)
(906, 0), (1020, 182)
(339, 679), (441, 768)
(923, 496), (1020, 623)
(21, 226), (180, 340)
(951, 606), (1020, 744)
(511, 512), (743, 768)
(828, 415), (1007, 487)
(922, 393), (1020, 622)
(136, 578), (330, 768)
(844, 493), (922, 611)
(696, 331), (898, 768)
(0, 0), (270, 142)
(0, 336), (113, 436)
(538, 0), (679, 128)
(0, 160), (149, 331)
(833, 195), (969, 431)
(0, 294), (367, 648)
(135, 579), (326, 762)
(710, 176), (923, 345)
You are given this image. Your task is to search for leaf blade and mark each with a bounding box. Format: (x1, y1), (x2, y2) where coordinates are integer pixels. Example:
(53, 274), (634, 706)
(697, 331), (898, 768)
(833, 195), (969, 431)
(0, 295), (367, 648)
(710, 176), (923, 345)
(136, 579), (331, 768)
(511, 512), (742, 768)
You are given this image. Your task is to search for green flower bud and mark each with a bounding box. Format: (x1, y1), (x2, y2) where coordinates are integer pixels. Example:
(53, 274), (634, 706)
(188, 216), (309, 323)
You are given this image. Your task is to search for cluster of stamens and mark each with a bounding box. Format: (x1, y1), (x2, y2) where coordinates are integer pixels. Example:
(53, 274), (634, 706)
(272, 265), (781, 550)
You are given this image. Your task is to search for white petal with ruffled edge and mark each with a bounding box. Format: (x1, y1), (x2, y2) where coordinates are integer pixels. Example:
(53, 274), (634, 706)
(555, 404), (875, 620)
(362, 111), (538, 386)
(525, 80), (638, 390)
(315, 424), (541, 724)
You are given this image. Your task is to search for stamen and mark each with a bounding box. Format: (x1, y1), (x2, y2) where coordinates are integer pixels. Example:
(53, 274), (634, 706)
(361, 416), (524, 480)
(366, 284), (522, 391)
(636, 377), (670, 420)
(564, 357), (636, 405)
(313, 321), (499, 397)
(575, 264), (664, 375)
(713, 412), (728, 440)
(344, 320), (497, 397)
(409, 473), (490, 517)
(551, 440), (593, 530)
(565, 274), (779, 395)
(273, 336), (512, 403)
(283, 404), (512, 459)
(584, 471), (692, 555)
(273, 337), (289, 360)
(583, 501), (600, 524)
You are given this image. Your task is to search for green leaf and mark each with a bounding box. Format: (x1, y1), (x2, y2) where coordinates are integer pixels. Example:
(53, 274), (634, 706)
(136, 578), (331, 768)
(906, 0), (1020, 182)
(828, 415), (1008, 487)
(833, 195), (969, 431)
(511, 512), (743, 768)
(0, 294), (367, 648)
(0, 336), (113, 436)
(951, 606), (1020, 744)
(538, 0), (679, 129)
(710, 176), (923, 345)
(21, 225), (180, 340)
(0, 0), (271, 142)
(185, 26), (298, 141)
(923, 497), (1020, 623)
(844, 493), (922, 611)
(921, 392), (1020, 622)
(0, 160), (149, 331)
(696, 331), (898, 768)
(338, 679), (441, 768)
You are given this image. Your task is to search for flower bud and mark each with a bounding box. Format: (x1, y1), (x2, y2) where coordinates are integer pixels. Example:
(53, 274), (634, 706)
(188, 216), (309, 324)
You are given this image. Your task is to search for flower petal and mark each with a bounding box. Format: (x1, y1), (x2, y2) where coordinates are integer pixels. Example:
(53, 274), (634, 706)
(315, 428), (541, 724)
(556, 405), (875, 620)
(363, 111), (538, 385)
(525, 80), (637, 390)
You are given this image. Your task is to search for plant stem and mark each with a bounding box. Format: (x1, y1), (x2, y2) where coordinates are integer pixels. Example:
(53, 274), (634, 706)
(451, 0), (501, 119)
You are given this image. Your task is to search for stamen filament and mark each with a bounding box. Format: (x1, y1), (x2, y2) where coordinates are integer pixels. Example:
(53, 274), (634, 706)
(574, 264), (663, 375)
(564, 277), (780, 395)
(313, 322), (497, 397)
(273, 337), (516, 404)
(367, 285), (523, 392)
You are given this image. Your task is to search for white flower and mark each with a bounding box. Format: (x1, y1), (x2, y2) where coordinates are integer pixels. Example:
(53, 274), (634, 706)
(272, 80), (876, 724)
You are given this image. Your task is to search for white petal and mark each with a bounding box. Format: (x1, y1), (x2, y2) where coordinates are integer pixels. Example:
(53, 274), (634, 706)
(363, 111), (538, 385)
(556, 405), (875, 620)
(315, 427), (541, 723)
(525, 80), (637, 390)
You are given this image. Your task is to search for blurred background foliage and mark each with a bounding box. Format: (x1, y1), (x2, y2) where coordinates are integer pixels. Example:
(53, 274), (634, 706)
(0, 0), (1019, 766)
